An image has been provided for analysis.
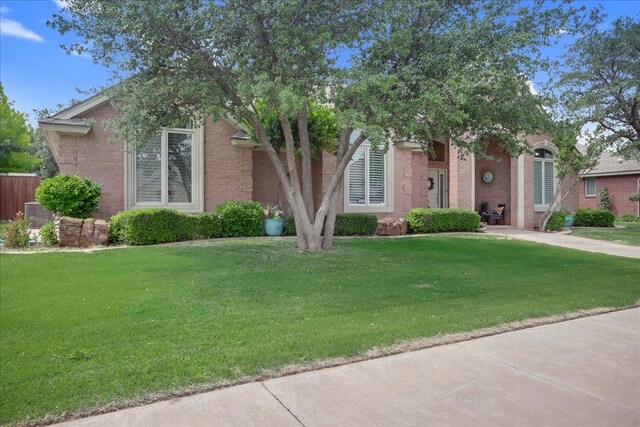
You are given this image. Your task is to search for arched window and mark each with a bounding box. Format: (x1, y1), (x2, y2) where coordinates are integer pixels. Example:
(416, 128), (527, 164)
(533, 148), (555, 209)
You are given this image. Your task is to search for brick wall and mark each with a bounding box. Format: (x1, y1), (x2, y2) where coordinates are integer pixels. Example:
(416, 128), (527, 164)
(448, 144), (473, 209)
(411, 152), (430, 209)
(578, 174), (640, 216)
(55, 103), (125, 219)
(203, 119), (253, 210)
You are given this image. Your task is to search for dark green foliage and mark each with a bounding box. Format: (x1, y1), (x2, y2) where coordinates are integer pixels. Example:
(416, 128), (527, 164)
(215, 201), (264, 238)
(406, 208), (480, 233)
(35, 174), (102, 218)
(109, 209), (195, 245)
(597, 187), (613, 211)
(109, 209), (224, 245)
(284, 213), (378, 236)
(546, 212), (566, 232)
(192, 212), (222, 239)
(574, 208), (615, 227)
(39, 221), (58, 246)
(3, 211), (30, 249)
(618, 214), (639, 222)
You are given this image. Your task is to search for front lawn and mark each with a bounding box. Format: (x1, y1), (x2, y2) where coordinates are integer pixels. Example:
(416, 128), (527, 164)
(1, 236), (639, 424)
(571, 221), (640, 246)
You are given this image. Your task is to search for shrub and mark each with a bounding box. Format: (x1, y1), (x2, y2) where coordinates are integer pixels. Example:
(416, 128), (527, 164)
(192, 212), (222, 239)
(109, 209), (195, 245)
(574, 208), (615, 227)
(39, 220), (58, 245)
(597, 187), (613, 211)
(333, 213), (378, 235)
(406, 208), (480, 233)
(546, 211), (566, 231)
(35, 174), (102, 218)
(618, 213), (639, 222)
(216, 201), (264, 237)
(3, 211), (30, 249)
(283, 213), (378, 236)
(109, 209), (224, 245)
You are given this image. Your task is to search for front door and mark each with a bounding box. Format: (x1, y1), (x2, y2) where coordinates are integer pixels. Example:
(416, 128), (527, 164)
(427, 169), (448, 208)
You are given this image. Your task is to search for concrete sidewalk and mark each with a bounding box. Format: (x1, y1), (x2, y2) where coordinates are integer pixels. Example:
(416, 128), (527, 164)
(58, 308), (640, 427)
(485, 227), (640, 259)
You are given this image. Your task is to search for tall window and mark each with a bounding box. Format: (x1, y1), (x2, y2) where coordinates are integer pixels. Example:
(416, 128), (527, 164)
(347, 137), (387, 207)
(533, 148), (555, 209)
(131, 123), (202, 210)
(584, 177), (596, 197)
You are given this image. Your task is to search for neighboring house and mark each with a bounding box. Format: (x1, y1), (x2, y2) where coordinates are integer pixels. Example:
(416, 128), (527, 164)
(40, 94), (574, 229)
(578, 148), (640, 217)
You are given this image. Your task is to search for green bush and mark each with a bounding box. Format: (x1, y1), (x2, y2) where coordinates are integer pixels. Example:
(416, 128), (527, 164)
(618, 214), (639, 222)
(192, 212), (222, 239)
(3, 211), (30, 249)
(406, 208), (480, 233)
(283, 213), (378, 236)
(109, 209), (224, 245)
(35, 174), (102, 218)
(109, 209), (195, 245)
(546, 211), (566, 232)
(39, 220), (58, 245)
(215, 201), (264, 237)
(574, 208), (615, 227)
(597, 187), (613, 211)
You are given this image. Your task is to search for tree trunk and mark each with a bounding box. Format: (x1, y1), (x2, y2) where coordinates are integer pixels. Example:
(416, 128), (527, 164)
(298, 104), (315, 222)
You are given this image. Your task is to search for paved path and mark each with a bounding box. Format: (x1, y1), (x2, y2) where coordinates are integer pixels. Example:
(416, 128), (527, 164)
(58, 308), (640, 427)
(485, 227), (640, 259)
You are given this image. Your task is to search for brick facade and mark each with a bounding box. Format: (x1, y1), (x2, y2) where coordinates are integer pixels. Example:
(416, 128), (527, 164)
(578, 174), (640, 216)
(475, 140), (512, 224)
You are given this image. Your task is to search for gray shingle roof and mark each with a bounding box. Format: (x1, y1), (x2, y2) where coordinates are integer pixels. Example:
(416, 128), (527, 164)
(578, 145), (640, 177)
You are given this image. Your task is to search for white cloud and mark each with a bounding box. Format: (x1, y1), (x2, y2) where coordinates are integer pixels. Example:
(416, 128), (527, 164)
(526, 80), (538, 96)
(53, 0), (69, 8)
(0, 17), (44, 42)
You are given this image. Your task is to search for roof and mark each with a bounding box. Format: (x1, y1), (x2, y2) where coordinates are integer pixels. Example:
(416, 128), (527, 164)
(578, 145), (640, 177)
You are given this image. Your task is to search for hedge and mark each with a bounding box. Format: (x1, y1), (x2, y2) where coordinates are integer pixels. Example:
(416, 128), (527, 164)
(574, 208), (615, 227)
(109, 209), (222, 245)
(215, 200), (264, 237)
(405, 208), (480, 233)
(35, 173), (102, 219)
(284, 213), (378, 236)
(546, 211), (566, 232)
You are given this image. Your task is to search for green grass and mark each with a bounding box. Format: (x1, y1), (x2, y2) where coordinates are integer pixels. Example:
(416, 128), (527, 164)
(1, 236), (639, 424)
(571, 221), (640, 246)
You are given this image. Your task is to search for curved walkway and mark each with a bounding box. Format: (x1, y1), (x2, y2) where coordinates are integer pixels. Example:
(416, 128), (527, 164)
(57, 308), (640, 427)
(485, 227), (640, 259)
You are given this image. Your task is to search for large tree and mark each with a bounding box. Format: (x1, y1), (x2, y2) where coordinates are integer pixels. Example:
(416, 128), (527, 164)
(51, 0), (583, 250)
(0, 84), (40, 173)
(555, 16), (640, 159)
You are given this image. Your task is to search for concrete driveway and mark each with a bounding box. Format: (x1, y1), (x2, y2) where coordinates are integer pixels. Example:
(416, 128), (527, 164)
(58, 308), (640, 427)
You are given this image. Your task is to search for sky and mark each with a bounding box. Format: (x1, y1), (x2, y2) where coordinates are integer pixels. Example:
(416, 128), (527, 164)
(1, 0), (639, 125)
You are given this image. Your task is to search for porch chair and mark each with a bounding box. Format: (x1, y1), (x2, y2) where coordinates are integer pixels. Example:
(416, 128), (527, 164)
(485, 204), (506, 225)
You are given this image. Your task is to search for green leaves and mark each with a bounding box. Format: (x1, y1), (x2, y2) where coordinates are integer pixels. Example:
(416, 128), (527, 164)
(35, 174), (102, 218)
(0, 84), (41, 173)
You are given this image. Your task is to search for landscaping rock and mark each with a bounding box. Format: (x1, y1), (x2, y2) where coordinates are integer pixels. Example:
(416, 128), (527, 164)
(376, 217), (408, 236)
(59, 216), (109, 247)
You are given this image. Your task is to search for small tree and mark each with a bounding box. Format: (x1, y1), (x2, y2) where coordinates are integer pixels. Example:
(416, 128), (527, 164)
(0, 84), (41, 173)
(538, 121), (600, 231)
(35, 174), (102, 218)
(597, 187), (613, 211)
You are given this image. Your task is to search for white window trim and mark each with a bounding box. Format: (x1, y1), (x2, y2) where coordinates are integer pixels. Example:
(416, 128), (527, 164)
(125, 125), (204, 212)
(533, 150), (558, 212)
(584, 177), (596, 197)
(344, 142), (395, 214)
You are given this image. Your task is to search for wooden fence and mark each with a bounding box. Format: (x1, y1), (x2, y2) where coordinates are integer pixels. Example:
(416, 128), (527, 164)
(0, 173), (41, 220)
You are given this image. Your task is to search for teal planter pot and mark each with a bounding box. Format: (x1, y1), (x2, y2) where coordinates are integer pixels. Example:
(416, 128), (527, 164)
(264, 217), (285, 236)
(564, 215), (574, 228)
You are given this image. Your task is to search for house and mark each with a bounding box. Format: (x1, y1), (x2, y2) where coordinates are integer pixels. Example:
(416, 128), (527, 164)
(39, 93), (576, 229)
(578, 148), (640, 217)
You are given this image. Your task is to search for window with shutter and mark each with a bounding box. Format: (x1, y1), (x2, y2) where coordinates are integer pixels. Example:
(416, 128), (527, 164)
(533, 148), (556, 210)
(131, 124), (202, 211)
(345, 131), (391, 211)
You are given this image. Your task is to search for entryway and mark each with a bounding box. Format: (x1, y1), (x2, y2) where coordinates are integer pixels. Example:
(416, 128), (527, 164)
(427, 169), (448, 208)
